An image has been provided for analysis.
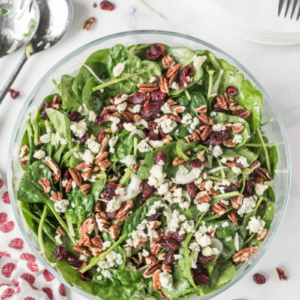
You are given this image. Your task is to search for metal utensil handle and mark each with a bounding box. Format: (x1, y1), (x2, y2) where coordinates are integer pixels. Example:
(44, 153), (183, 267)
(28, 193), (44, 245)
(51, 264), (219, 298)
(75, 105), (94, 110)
(0, 53), (28, 104)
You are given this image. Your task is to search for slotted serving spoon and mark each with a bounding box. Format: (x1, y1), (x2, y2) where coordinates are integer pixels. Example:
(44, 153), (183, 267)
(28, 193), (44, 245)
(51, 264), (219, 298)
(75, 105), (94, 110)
(0, 0), (73, 103)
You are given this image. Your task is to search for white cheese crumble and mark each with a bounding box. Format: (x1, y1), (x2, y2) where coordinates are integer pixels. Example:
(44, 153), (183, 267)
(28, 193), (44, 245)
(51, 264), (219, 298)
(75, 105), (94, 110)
(110, 116), (120, 133)
(81, 150), (95, 164)
(246, 216), (265, 234)
(106, 198), (122, 212)
(123, 123), (136, 132)
(55, 233), (63, 245)
(148, 165), (166, 187)
(54, 200), (69, 213)
(159, 119), (177, 134)
(149, 140), (164, 149)
(232, 134), (243, 144)
(237, 196), (257, 216)
(161, 103), (172, 114)
(78, 104), (89, 116)
(113, 62), (125, 77)
(142, 249), (149, 257)
(120, 155), (136, 168)
(232, 166), (242, 174)
(212, 124), (226, 132)
(236, 156), (249, 168)
(159, 271), (173, 291)
(193, 55), (207, 70)
(102, 270), (113, 279)
(117, 102), (127, 113)
(212, 145), (223, 158)
(137, 140), (153, 153)
(70, 120), (87, 138)
(171, 82), (179, 90)
(40, 133), (51, 144)
(255, 183), (268, 196)
(33, 150), (46, 160)
(181, 113), (192, 126)
(86, 138), (100, 154)
(89, 111), (96, 122)
(197, 202), (210, 212)
(97, 251), (123, 270)
(190, 117), (200, 130)
(189, 242), (200, 269)
(132, 104), (141, 113)
(108, 136), (118, 153)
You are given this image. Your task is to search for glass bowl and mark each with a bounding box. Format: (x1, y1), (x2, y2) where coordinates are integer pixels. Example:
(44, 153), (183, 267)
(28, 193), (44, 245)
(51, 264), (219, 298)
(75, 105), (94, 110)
(7, 30), (291, 299)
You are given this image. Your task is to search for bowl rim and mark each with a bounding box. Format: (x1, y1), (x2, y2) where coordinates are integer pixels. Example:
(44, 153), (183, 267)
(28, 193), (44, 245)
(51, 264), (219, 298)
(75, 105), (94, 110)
(7, 29), (291, 299)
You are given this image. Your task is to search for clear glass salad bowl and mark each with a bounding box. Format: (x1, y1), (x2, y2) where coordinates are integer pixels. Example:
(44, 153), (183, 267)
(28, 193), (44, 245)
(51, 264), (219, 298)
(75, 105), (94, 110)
(7, 30), (291, 299)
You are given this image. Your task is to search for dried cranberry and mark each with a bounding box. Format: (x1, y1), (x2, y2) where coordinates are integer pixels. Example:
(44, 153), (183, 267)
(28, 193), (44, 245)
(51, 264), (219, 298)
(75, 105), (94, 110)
(212, 107), (226, 113)
(179, 66), (194, 89)
(100, 0), (115, 10)
(187, 183), (197, 198)
(139, 180), (153, 197)
(146, 44), (165, 61)
(96, 129), (105, 143)
(164, 252), (175, 265)
(39, 101), (52, 120)
(107, 209), (119, 219)
(258, 202), (266, 210)
(68, 111), (82, 122)
(226, 86), (238, 96)
(197, 254), (214, 265)
(253, 273), (266, 285)
(162, 237), (180, 253)
(188, 159), (202, 168)
(155, 152), (168, 165)
(76, 132), (89, 145)
(167, 230), (186, 242)
(118, 120), (129, 131)
(237, 180), (241, 188)
(148, 122), (158, 131)
(9, 89), (20, 99)
(158, 127), (166, 139)
(203, 130), (229, 147)
(224, 183), (237, 193)
(216, 213), (228, 221)
(243, 180), (254, 197)
(151, 91), (166, 101)
(63, 170), (71, 181)
(80, 273), (92, 281)
(140, 194), (151, 205)
(193, 267), (209, 286)
(132, 92), (148, 105)
(149, 212), (163, 221)
(66, 255), (82, 268)
(148, 131), (159, 141)
(54, 245), (68, 261)
(95, 110), (108, 125)
(103, 182), (118, 200)
(141, 102), (162, 121)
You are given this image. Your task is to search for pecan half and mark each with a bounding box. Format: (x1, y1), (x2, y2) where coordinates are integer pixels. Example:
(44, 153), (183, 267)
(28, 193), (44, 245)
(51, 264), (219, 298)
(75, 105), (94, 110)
(249, 160), (261, 172)
(138, 83), (159, 93)
(192, 128), (201, 141)
(224, 161), (244, 169)
(95, 213), (111, 232)
(83, 17), (95, 31)
(99, 159), (112, 171)
(166, 114), (181, 123)
(254, 167), (272, 181)
(201, 126), (213, 141)
(231, 123), (244, 134)
(74, 245), (92, 257)
(45, 157), (61, 184)
(198, 114), (214, 126)
(196, 191), (211, 203)
(115, 200), (133, 223)
(172, 156), (185, 166)
(65, 179), (73, 193)
(99, 135), (110, 154)
(120, 111), (134, 122)
(148, 221), (162, 230)
(153, 270), (162, 290)
(162, 263), (172, 274)
(230, 194), (244, 209)
(75, 163), (92, 172)
(276, 267), (288, 281)
(20, 156), (29, 167)
(228, 210), (238, 226)
(233, 245), (257, 263)
(212, 201), (227, 215)
(77, 233), (92, 247)
(145, 255), (157, 266)
(166, 64), (182, 79)
(168, 73), (177, 88)
(80, 217), (95, 234)
(143, 264), (162, 278)
(157, 252), (166, 261)
(109, 224), (121, 240)
(222, 139), (236, 148)
(196, 105), (207, 114)
(38, 177), (51, 193)
(150, 241), (162, 255)
(197, 150), (207, 164)
(236, 110), (251, 120)
(214, 93), (229, 110)
(81, 184), (91, 195)
(159, 291), (170, 300)
(69, 168), (82, 187)
(257, 228), (268, 241)
(50, 191), (63, 201)
(82, 170), (92, 181)
(19, 145), (29, 158)
(95, 151), (109, 165)
(159, 75), (169, 93)
(162, 54), (175, 69)
(91, 236), (103, 249)
(57, 226), (66, 236)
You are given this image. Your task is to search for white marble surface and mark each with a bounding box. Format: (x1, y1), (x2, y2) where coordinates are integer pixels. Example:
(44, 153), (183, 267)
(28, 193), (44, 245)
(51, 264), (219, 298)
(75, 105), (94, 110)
(0, 0), (299, 299)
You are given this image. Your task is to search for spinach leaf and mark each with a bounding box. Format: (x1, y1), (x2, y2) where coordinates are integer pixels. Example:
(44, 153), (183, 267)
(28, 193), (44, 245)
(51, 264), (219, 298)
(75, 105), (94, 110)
(92, 269), (142, 300)
(168, 47), (195, 66)
(91, 171), (107, 199)
(85, 48), (110, 64)
(46, 108), (72, 143)
(238, 80), (263, 131)
(221, 147), (258, 166)
(17, 161), (52, 203)
(61, 75), (82, 111)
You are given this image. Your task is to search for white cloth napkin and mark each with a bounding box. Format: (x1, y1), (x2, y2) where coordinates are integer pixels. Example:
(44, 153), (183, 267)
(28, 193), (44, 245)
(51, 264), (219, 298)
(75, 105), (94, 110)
(0, 175), (68, 300)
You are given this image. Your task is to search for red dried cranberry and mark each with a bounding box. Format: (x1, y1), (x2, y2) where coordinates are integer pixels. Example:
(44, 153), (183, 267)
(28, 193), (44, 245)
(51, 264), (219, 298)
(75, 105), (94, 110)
(226, 86), (238, 96)
(197, 254), (214, 265)
(224, 183), (237, 193)
(167, 230), (186, 242)
(40, 101), (52, 120)
(80, 273), (92, 281)
(141, 102), (162, 121)
(103, 182), (118, 200)
(95, 110), (108, 125)
(139, 180), (153, 197)
(151, 91), (166, 101)
(216, 213), (228, 221)
(187, 183), (197, 198)
(63, 170), (71, 181)
(66, 255), (82, 268)
(76, 132), (89, 145)
(100, 0), (115, 10)
(140, 194), (151, 205)
(148, 122), (158, 131)
(203, 130), (229, 147)
(243, 180), (254, 197)
(155, 152), (168, 165)
(146, 44), (165, 61)
(179, 66), (194, 89)
(148, 131), (159, 141)
(107, 209), (119, 219)
(253, 273), (266, 285)
(237, 180), (241, 188)
(212, 107), (226, 113)
(54, 245), (68, 261)
(68, 111), (82, 122)
(96, 129), (105, 143)
(9, 89), (20, 99)
(164, 252), (175, 265)
(162, 237), (180, 253)
(193, 267), (209, 286)
(188, 159), (202, 168)
(132, 92), (148, 105)
(258, 202), (266, 210)
(158, 127), (166, 139)
(149, 212), (163, 221)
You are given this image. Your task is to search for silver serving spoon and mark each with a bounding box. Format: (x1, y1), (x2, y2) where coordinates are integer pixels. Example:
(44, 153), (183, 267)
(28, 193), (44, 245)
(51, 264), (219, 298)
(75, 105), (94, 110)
(0, 0), (40, 58)
(0, 0), (73, 103)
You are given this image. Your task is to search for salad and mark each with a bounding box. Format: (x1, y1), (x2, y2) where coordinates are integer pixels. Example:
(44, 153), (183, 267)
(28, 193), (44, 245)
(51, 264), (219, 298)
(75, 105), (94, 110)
(17, 43), (278, 300)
